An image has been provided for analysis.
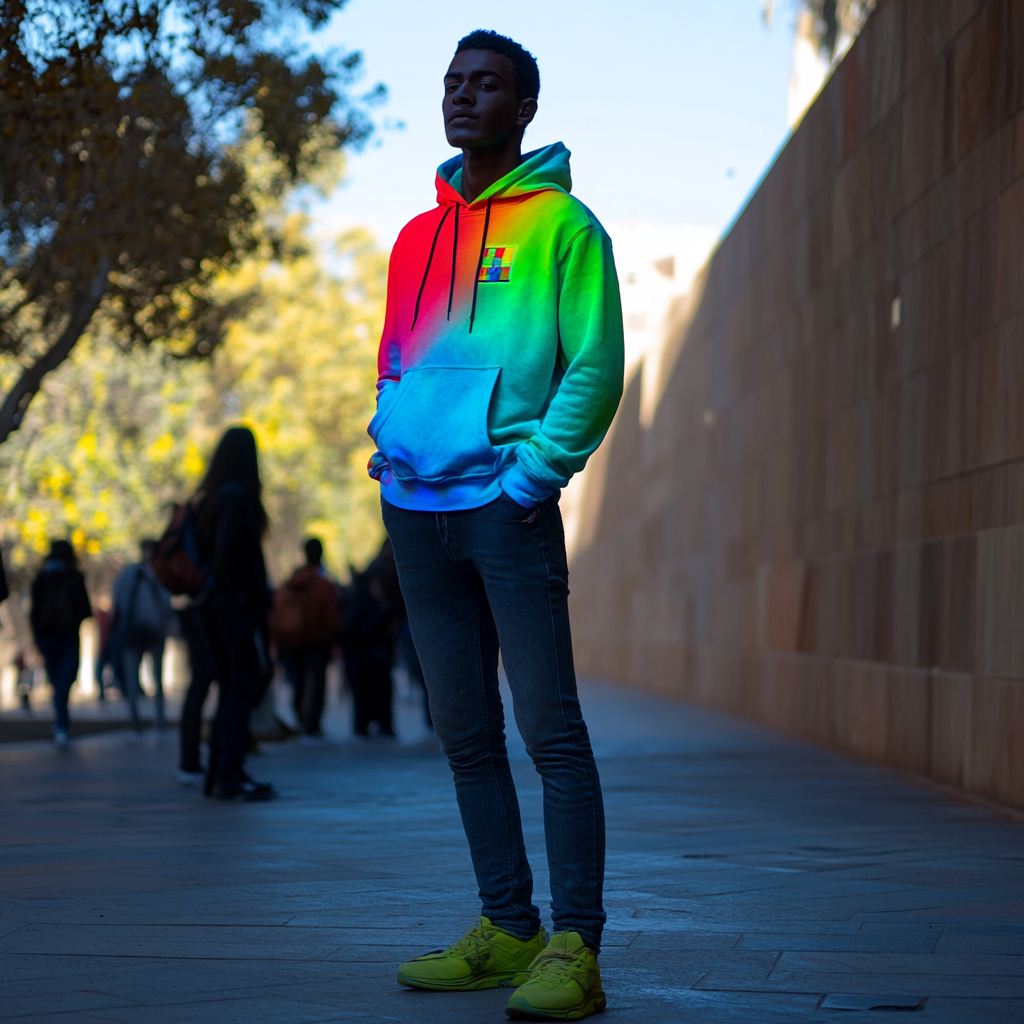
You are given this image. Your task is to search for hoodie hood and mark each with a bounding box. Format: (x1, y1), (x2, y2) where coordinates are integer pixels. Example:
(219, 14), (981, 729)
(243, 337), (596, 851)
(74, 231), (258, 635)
(435, 142), (572, 207)
(408, 143), (574, 336)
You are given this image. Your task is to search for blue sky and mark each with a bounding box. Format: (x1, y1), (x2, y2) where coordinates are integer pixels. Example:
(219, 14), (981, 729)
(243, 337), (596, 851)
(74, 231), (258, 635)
(307, 0), (796, 247)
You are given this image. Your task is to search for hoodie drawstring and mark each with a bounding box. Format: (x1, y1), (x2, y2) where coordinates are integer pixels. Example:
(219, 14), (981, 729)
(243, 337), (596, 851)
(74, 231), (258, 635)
(469, 198), (492, 335)
(410, 206), (451, 331)
(446, 203), (459, 320)
(411, 197), (491, 334)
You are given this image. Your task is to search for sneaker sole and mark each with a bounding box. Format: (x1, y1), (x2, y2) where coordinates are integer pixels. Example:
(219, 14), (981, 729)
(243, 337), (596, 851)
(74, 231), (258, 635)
(505, 990), (606, 1020)
(397, 970), (531, 992)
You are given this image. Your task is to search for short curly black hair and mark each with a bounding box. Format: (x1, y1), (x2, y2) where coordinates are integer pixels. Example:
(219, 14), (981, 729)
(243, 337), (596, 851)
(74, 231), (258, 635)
(454, 30), (540, 100)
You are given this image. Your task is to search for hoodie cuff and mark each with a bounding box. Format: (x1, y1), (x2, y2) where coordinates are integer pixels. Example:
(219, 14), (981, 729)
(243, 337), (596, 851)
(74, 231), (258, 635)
(501, 463), (556, 508)
(367, 450), (391, 482)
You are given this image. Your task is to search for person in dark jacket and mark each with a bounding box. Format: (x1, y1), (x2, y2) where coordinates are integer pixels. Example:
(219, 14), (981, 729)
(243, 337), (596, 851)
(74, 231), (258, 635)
(192, 426), (275, 801)
(29, 540), (92, 746)
(340, 540), (401, 738)
(270, 537), (341, 738)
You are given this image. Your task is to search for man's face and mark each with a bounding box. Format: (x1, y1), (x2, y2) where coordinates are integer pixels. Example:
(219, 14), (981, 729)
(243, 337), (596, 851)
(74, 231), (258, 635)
(443, 49), (536, 150)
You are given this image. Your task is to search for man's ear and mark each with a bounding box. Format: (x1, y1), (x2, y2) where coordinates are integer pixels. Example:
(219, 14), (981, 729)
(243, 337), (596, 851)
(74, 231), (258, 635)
(516, 97), (538, 128)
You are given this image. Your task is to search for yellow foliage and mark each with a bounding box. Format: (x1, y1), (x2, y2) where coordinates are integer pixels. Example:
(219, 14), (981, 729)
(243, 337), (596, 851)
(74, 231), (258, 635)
(0, 216), (385, 589)
(146, 433), (175, 462)
(209, 224), (386, 580)
(182, 442), (204, 479)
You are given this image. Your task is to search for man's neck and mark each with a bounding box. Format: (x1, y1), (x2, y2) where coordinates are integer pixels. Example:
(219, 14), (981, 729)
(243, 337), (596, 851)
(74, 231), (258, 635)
(460, 138), (523, 203)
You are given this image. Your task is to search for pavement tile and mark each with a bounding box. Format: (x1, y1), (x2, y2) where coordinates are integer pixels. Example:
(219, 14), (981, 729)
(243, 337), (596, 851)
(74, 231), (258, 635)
(920, 997), (1024, 1020)
(622, 918), (867, 935)
(43, 996), (366, 1024)
(735, 930), (942, 953)
(2, 902), (298, 927)
(697, 968), (1024, 998)
(3, 678), (1023, 1022)
(0, 1016), (136, 1024)
(774, 949), (1024, 976)
(8, 923), (352, 960)
(614, 926), (743, 948)
(600, 977), (827, 1022)
(0, 988), (140, 1019)
(936, 932), (1024, 954)
(0, 951), (354, 991)
(820, 993), (927, 1009)
(852, 903), (1024, 924)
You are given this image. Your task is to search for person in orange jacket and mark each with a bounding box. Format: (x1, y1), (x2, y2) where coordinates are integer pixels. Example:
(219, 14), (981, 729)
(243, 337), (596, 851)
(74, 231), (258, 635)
(269, 538), (341, 738)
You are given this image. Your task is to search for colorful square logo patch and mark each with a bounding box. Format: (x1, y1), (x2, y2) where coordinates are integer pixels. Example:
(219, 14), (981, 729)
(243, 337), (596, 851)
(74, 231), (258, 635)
(478, 246), (516, 283)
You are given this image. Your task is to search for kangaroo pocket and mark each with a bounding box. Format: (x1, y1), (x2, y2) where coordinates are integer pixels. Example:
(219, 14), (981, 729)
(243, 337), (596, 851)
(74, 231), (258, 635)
(374, 365), (501, 483)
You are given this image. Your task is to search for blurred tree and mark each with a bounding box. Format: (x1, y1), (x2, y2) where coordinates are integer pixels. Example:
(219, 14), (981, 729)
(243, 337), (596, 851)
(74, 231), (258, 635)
(0, 216), (385, 590)
(211, 221), (386, 582)
(0, 328), (214, 586)
(0, 0), (383, 445)
(763, 0), (876, 61)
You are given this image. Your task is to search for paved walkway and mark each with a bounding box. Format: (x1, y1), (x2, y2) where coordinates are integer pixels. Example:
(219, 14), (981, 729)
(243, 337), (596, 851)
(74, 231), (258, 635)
(2, 678), (1022, 1022)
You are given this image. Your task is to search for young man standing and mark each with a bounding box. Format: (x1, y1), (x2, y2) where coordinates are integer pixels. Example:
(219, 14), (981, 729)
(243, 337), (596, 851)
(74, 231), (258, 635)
(368, 30), (623, 1021)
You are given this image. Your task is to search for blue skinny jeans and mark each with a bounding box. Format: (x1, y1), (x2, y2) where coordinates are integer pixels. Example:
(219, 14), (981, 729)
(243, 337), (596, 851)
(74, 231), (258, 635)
(382, 493), (606, 950)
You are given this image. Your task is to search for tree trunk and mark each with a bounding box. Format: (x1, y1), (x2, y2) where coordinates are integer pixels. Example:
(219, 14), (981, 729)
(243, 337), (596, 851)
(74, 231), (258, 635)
(0, 261), (110, 446)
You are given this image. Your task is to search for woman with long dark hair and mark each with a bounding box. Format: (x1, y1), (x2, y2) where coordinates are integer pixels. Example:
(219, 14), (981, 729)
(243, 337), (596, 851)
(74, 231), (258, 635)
(192, 426), (275, 800)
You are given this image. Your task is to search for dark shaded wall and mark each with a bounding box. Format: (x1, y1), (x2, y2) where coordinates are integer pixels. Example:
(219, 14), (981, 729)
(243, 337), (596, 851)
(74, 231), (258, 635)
(569, 0), (1024, 807)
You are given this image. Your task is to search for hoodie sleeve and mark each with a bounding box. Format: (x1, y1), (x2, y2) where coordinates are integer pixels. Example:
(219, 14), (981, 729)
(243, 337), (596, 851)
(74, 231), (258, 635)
(501, 224), (625, 507)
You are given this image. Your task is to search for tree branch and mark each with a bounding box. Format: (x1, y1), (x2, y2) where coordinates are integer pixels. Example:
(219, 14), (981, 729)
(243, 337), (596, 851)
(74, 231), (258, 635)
(0, 260), (110, 445)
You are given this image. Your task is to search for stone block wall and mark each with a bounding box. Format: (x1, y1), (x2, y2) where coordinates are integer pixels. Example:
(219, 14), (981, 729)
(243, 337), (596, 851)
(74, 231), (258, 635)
(568, 0), (1024, 808)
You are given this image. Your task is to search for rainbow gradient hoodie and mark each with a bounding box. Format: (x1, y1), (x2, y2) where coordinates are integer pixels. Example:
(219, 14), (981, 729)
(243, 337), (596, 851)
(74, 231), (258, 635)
(367, 142), (624, 511)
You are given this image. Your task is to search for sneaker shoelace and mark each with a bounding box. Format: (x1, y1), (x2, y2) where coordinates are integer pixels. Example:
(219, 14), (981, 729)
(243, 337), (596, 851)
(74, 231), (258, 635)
(447, 925), (491, 970)
(529, 948), (581, 986)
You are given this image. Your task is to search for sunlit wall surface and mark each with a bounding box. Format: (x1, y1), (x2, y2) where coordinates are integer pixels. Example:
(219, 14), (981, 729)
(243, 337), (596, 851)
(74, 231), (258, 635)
(568, 0), (1024, 809)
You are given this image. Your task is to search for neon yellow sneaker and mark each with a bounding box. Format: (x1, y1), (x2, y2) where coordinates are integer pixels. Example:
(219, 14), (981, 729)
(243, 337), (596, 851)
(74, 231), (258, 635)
(505, 931), (606, 1020)
(397, 917), (548, 991)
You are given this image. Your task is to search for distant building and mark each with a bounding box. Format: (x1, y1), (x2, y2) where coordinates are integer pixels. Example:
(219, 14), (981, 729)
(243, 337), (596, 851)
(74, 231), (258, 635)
(608, 222), (718, 381)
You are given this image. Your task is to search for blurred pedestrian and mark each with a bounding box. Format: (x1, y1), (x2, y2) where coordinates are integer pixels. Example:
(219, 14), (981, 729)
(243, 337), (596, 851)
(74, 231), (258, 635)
(29, 539), (92, 746)
(340, 540), (401, 738)
(270, 537), (341, 739)
(92, 596), (117, 701)
(176, 599), (217, 784)
(15, 650), (35, 711)
(192, 426), (275, 801)
(111, 539), (173, 733)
